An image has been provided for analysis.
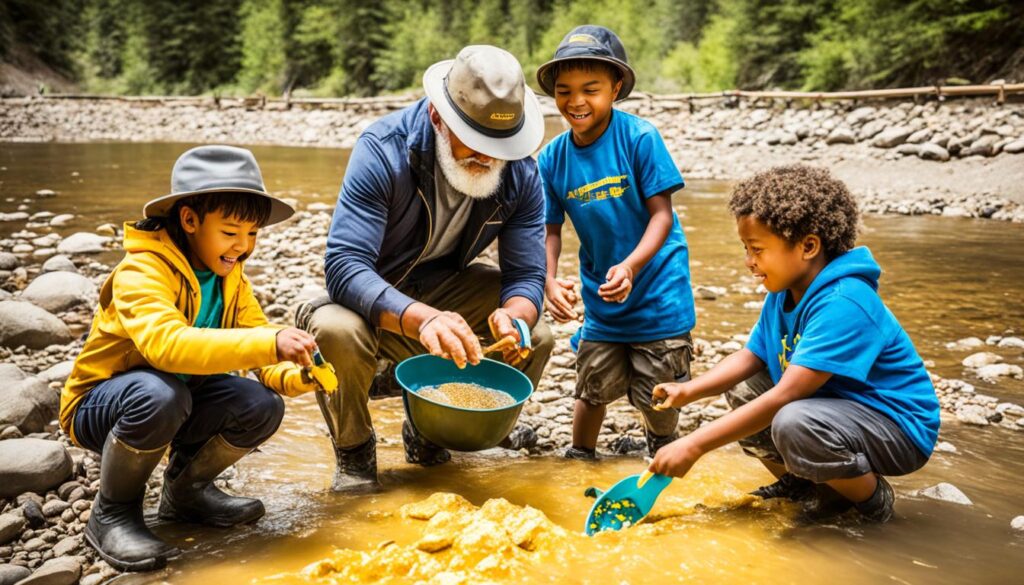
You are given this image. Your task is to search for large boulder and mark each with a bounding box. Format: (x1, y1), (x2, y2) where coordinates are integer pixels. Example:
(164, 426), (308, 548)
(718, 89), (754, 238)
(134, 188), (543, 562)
(0, 301), (74, 349)
(0, 374), (59, 434)
(20, 272), (97, 313)
(55, 232), (110, 255)
(0, 564), (31, 585)
(0, 438), (73, 498)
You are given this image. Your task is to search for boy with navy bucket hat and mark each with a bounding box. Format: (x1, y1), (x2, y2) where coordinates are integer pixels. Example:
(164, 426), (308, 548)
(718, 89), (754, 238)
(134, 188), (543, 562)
(61, 145), (324, 571)
(537, 26), (697, 460)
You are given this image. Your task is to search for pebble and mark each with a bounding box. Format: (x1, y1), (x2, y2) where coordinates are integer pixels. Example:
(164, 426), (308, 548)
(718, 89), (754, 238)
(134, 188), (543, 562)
(14, 556), (83, 585)
(1012, 515), (1024, 532)
(0, 514), (25, 546)
(933, 441), (958, 454)
(961, 352), (1001, 368)
(917, 482), (973, 506)
(0, 565), (31, 585)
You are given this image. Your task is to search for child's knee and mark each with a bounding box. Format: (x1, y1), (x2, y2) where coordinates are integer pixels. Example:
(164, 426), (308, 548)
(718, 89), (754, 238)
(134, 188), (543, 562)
(124, 374), (192, 445)
(770, 401), (820, 458)
(233, 381), (286, 440)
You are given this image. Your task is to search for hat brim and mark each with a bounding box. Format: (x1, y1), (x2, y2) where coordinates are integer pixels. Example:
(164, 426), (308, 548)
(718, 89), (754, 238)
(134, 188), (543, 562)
(536, 56), (636, 101)
(422, 59), (545, 161)
(143, 188), (296, 227)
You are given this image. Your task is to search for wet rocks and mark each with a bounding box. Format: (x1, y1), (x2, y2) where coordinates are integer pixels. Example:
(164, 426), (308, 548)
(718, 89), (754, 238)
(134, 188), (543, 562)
(962, 352), (1001, 369)
(0, 254), (18, 271)
(19, 272), (98, 314)
(916, 482), (973, 505)
(0, 439), (72, 498)
(1012, 516), (1024, 532)
(975, 363), (1024, 383)
(54, 233), (109, 255)
(0, 302), (74, 349)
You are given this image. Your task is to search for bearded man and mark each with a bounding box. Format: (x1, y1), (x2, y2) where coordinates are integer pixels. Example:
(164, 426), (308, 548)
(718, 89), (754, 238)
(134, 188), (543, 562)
(296, 45), (554, 492)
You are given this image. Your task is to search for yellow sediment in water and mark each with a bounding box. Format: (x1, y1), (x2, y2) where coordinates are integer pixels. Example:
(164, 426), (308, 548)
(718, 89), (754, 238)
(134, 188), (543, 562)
(268, 493), (572, 584)
(418, 383), (515, 409)
(259, 481), (777, 585)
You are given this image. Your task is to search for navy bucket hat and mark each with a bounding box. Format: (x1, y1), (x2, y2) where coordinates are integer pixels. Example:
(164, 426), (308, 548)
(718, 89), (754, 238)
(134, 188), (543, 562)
(536, 25), (636, 101)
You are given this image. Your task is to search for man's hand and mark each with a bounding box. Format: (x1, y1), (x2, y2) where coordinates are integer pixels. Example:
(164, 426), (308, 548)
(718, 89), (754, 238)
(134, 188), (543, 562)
(419, 311), (482, 369)
(488, 308), (527, 366)
(544, 277), (579, 322)
(276, 327), (317, 366)
(598, 264), (633, 303)
(648, 437), (703, 478)
(651, 381), (697, 411)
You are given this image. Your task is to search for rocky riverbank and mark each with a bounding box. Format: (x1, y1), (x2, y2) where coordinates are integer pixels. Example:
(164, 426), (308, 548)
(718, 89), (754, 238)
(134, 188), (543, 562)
(2, 95), (1024, 220)
(1, 205), (1022, 583)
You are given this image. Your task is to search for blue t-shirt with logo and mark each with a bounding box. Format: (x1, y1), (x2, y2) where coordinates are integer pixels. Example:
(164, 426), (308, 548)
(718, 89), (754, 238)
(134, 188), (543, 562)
(746, 247), (940, 456)
(538, 109), (695, 343)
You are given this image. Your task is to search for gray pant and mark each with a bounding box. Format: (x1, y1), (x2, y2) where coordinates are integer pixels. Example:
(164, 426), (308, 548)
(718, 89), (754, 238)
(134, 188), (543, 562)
(296, 264), (554, 450)
(725, 371), (928, 482)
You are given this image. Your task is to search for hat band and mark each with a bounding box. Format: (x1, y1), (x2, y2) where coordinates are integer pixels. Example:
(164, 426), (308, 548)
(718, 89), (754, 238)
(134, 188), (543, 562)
(442, 75), (525, 139)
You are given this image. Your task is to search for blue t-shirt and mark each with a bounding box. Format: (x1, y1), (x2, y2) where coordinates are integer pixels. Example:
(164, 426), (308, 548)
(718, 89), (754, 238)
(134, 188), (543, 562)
(538, 110), (695, 343)
(746, 247), (940, 456)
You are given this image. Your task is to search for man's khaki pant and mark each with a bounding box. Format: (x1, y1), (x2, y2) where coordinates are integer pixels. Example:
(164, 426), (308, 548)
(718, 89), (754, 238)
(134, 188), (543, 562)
(297, 264), (554, 450)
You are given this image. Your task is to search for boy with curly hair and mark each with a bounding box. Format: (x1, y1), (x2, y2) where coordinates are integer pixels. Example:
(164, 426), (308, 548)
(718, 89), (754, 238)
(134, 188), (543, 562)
(649, 165), (939, 523)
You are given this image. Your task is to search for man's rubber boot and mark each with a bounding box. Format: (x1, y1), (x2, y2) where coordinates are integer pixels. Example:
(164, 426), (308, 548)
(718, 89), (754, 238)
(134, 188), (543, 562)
(329, 432), (380, 493)
(402, 420), (451, 466)
(158, 435), (264, 527)
(750, 473), (817, 502)
(85, 435), (180, 572)
(855, 475), (895, 523)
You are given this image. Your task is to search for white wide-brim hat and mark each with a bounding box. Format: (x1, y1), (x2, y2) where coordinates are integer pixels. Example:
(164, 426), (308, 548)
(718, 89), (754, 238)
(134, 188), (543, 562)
(423, 45), (545, 161)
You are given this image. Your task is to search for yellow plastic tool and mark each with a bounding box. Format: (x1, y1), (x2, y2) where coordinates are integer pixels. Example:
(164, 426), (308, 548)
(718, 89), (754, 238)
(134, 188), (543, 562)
(308, 349), (338, 393)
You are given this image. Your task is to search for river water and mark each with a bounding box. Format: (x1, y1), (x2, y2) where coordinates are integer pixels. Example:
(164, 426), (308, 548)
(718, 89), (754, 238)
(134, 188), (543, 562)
(1, 142), (1023, 583)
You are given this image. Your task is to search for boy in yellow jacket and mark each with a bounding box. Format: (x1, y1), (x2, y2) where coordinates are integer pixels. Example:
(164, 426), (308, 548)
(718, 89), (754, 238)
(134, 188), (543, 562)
(61, 145), (320, 572)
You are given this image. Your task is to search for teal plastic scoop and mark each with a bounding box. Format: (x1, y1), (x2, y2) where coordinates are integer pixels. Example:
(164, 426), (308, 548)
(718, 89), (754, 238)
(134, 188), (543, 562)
(583, 471), (672, 535)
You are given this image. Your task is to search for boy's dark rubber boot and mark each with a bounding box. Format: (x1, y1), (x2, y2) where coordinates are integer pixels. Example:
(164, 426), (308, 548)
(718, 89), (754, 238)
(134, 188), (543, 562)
(855, 476), (895, 523)
(85, 435), (180, 572)
(645, 429), (677, 458)
(158, 435), (265, 527)
(751, 473), (817, 502)
(564, 446), (598, 460)
(330, 433), (380, 493)
(800, 484), (854, 523)
(402, 420), (451, 466)
(499, 424), (539, 451)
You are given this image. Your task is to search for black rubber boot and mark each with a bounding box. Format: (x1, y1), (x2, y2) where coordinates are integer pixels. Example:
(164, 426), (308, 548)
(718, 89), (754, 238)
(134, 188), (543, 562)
(855, 475), (895, 523)
(800, 484), (854, 523)
(402, 420), (451, 466)
(329, 433), (380, 493)
(563, 445), (598, 460)
(158, 435), (264, 527)
(645, 429), (677, 458)
(750, 473), (817, 502)
(85, 435), (179, 572)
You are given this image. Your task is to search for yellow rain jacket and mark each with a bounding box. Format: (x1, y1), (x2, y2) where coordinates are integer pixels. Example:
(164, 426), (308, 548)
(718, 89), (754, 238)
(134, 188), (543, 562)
(61, 222), (313, 446)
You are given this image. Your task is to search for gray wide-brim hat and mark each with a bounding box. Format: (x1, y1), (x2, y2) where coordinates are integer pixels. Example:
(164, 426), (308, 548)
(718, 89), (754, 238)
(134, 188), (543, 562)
(536, 25), (636, 101)
(143, 145), (295, 226)
(423, 45), (544, 161)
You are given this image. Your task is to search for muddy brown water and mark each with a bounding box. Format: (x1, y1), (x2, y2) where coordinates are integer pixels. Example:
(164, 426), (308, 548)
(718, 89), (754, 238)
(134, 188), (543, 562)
(1, 142), (1023, 583)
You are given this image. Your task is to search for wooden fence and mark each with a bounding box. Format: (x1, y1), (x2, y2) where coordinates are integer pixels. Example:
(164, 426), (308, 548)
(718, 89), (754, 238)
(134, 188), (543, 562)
(11, 82), (1024, 109)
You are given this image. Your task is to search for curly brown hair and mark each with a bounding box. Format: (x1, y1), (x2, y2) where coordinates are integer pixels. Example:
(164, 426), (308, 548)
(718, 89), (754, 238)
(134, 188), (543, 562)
(728, 165), (859, 259)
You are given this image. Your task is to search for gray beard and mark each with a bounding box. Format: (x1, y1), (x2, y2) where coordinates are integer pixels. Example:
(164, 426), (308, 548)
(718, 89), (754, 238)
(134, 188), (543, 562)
(434, 126), (506, 200)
